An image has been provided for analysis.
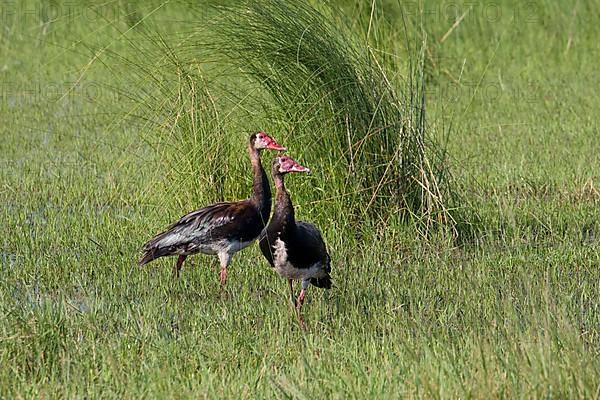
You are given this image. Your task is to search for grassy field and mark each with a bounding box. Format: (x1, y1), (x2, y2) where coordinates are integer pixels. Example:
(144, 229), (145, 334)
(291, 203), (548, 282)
(1, 0), (598, 398)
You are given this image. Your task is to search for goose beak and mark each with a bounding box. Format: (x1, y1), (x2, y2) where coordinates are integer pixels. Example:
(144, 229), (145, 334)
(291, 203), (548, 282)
(290, 163), (310, 173)
(265, 136), (286, 151)
(267, 142), (286, 151)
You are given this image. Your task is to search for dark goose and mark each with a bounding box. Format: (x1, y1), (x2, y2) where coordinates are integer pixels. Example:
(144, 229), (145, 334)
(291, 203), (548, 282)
(140, 132), (285, 286)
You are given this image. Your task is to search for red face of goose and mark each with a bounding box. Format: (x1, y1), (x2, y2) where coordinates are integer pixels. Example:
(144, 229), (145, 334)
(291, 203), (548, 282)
(276, 155), (310, 174)
(253, 132), (286, 151)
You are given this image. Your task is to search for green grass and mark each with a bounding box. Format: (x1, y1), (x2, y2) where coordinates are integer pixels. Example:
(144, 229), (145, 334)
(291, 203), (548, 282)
(1, 0), (599, 398)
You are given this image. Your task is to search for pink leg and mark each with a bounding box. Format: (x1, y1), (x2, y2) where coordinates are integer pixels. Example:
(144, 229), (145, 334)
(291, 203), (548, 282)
(296, 289), (306, 310)
(217, 253), (231, 289)
(296, 288), (307, 330)
(220, 267), (227, 287)
(173, 255), (186, 278)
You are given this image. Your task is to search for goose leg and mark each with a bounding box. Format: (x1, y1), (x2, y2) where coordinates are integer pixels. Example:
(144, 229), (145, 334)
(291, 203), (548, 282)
(296, 280), (310, 310)
(173, 255), (186, 278)
(296, 280), (310, 329)
(297, 289), (306, 309)
(217, 252), (232, 288)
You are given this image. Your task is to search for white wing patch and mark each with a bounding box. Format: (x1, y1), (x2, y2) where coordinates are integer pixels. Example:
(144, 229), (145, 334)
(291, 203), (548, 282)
(272, 238), (326, 281)
(273, 238), (289, 267)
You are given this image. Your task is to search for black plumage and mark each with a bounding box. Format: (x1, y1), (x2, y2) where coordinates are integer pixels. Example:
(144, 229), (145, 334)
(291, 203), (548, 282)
(259, 155), (331, 325)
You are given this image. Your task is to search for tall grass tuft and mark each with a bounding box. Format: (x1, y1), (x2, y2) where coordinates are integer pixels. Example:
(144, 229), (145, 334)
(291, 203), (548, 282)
(198, 0), (455, 233)
(99, 0), (458, 236)
(97, 23), (235, 214)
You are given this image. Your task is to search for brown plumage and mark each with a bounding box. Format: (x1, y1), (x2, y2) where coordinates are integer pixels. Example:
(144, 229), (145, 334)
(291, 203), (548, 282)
(140, 132), (285, 286)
